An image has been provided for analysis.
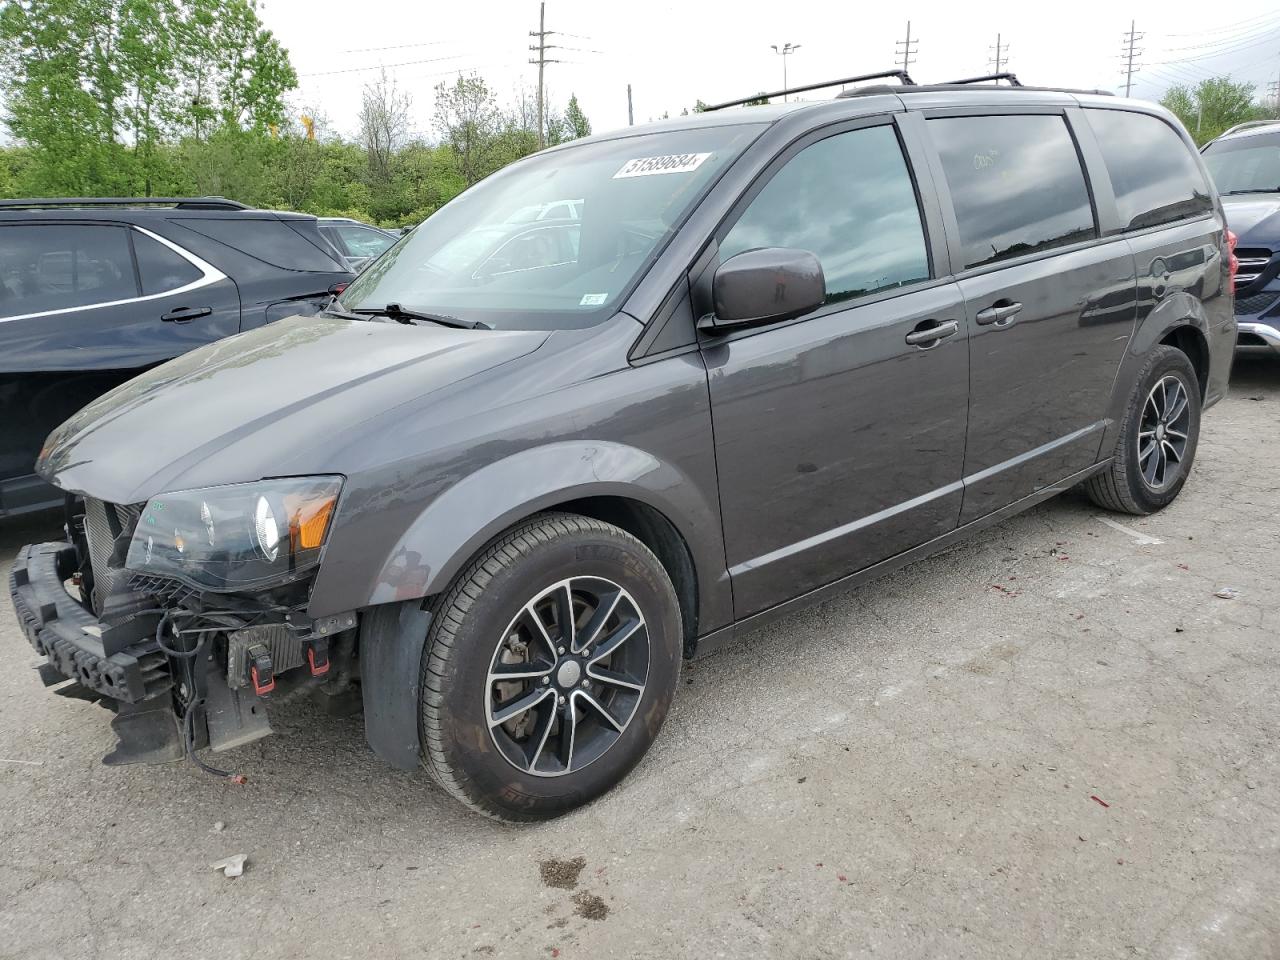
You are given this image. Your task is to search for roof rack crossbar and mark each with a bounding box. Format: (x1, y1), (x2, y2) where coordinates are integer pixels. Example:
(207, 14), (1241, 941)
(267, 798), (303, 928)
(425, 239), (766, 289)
(702, 69), (916, 112)
(0, 196), (249, 210)
(940, 72), (1022, 87)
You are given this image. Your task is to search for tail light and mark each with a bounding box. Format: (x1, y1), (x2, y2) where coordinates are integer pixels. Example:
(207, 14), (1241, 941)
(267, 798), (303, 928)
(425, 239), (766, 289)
(1226, 229), (1238, 289)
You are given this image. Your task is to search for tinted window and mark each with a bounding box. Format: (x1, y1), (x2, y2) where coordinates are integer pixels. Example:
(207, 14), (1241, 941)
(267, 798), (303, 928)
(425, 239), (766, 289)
(1088, 110), (1213, 230)
(133, 231), (202, 295)
(1199, 130), (1280, 198)
(720, 125), (929, 304)
(0, 224), (137, 319)
(930, 114), (1096, 269)
(173, 217), (345, 272)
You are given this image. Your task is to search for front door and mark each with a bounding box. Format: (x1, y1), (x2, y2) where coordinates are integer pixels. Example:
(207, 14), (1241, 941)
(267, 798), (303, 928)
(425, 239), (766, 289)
(700, 121), (970, 619)
(923, 112), (1138, 523)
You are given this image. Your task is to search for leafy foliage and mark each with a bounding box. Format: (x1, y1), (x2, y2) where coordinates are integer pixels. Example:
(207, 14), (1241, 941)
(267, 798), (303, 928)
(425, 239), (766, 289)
(1160, 77), (1267, 145)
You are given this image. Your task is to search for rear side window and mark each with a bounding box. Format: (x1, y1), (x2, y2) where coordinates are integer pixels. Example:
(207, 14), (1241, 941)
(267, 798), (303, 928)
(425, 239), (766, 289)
(0, 224), (137, 318)
(720, 125), (930, 304)
(1087, 110), (1213, 230)
(172, 217), (344, 272)
(132, 231), (202, 294)
(332, 224), (396, 258)
(929, 114), (1096, 269)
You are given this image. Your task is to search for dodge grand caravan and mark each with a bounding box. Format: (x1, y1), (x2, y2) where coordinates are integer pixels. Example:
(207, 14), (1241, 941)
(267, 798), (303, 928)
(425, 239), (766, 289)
(10, 73), (1235, 821)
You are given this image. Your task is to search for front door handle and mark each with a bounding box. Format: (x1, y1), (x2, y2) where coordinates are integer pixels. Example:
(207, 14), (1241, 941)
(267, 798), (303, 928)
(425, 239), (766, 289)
(974, 301), (1023, 327)
(905, 318), (959, 347)
(161, 306), (213, 323)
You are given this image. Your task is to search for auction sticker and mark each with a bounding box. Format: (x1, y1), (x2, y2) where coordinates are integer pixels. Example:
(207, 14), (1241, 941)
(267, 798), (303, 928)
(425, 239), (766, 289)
(613, 152), (711, 179)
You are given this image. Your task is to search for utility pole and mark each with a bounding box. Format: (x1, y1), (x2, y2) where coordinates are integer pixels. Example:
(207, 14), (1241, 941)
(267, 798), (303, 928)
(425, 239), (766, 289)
(528, 2), (560, 148)
(895, 21), (918, 77)
(1269, 78), (1280, 119)
(989, 33), (1009, 80)
(627, 83), (634, 126)
(1121, 20), (1143, 98)
(770, 43), (801, 100)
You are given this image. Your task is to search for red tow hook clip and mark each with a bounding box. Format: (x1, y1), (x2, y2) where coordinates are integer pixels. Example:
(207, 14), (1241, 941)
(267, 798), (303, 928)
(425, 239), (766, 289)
(306, 637), (331, 678)
(247, 643), (275, 695)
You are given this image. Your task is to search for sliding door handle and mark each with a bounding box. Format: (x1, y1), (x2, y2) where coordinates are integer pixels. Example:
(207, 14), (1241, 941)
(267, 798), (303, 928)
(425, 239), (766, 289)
(974, 301), (1023, 327)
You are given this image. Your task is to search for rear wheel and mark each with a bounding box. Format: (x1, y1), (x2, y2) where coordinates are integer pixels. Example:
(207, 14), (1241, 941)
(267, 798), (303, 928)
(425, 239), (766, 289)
(1085, 345), (1201, 515)
(419, 513), (681, 821)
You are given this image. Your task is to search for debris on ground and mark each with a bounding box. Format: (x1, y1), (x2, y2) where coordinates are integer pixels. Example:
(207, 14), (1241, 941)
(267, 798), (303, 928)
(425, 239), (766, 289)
(211, 854), (248, 878)
(539, 856), (586, 889)
(1214, 587), (1240, 599)
(571, 890), (610, 921)
(213, 821), (226, 833)
(1090, 795), (1110, 809)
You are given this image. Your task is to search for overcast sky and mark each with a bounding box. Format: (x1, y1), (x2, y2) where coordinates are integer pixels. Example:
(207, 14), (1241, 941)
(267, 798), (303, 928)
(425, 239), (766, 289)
(266, 1), (1280, 139)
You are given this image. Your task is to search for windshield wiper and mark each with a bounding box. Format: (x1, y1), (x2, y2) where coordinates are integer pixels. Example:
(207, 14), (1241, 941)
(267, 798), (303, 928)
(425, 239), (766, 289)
(350, 303), (490, 330)
(1223, 187), (1280, 195)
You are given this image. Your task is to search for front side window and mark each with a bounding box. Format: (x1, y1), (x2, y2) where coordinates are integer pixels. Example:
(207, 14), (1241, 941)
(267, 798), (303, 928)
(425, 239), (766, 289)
(1201, 130), (1280, 198)
(720, 125), (930, 304)
(929, 114), (1096, 269)
(334, 224), (397, 258)
(1088, 109), (1213, 229)
(0, 224), (137, 319)
(339, 124), (765, 330)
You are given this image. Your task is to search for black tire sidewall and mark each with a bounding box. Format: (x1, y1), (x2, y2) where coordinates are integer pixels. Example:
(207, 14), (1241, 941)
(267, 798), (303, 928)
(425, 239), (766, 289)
(1121, 348), (1201, 513)
(426, 525), (681, 818)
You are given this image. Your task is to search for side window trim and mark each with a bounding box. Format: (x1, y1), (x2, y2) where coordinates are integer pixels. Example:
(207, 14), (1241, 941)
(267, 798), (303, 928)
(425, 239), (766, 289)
(1065, 107), (1122, 235)
(0, 225), (226, 325)
(697, 115), (941, 334)
(921, 107), (1102, 280)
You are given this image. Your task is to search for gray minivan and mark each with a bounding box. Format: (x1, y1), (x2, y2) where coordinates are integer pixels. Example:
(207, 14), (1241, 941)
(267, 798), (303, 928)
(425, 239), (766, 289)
(11, 74), (1236, 821)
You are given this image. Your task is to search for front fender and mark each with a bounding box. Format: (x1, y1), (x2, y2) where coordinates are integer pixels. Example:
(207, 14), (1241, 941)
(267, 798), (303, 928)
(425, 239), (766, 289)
(310, 440), (732, 636)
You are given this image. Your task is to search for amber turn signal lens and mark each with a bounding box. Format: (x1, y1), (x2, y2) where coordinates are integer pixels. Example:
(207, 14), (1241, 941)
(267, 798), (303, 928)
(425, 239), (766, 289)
(286, 494), (337, 551)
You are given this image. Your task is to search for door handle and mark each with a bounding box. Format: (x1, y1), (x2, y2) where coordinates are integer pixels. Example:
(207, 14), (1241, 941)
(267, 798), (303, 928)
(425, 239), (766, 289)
(161, 306), (212, 323)
(905, 318), (959, 347)
(974, 301), (1023, 327)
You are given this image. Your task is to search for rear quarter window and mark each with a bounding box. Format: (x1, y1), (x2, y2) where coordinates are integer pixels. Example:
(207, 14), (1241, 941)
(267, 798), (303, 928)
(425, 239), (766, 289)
(171, 217), (344, 272)
(1086, 110), (1213, 230)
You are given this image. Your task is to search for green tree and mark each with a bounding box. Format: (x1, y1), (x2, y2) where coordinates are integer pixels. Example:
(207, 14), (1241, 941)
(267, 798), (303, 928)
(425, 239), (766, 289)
(1161, 77), (1264, 145)
(434, 72), (503, 186)
(564, 93), (591, 140)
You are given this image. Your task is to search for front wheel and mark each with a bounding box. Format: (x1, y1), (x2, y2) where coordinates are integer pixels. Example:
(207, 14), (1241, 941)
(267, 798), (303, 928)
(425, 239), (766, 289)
(1085, 345), (1202, 515)
(419, 513), (681, 821)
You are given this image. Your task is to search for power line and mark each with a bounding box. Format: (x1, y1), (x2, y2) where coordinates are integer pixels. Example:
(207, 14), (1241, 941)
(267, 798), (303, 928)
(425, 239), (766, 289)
(1121, 20), (1143, 97)
(341, 40), (449, 55)
(1161, 11), (1280, 38)
(895, 20), (918, 76)
(300, 53), (469, 78)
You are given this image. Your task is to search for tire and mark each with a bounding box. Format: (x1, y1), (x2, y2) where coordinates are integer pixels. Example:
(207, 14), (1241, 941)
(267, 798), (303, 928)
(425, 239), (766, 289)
(419, 513), (682, 822)
(1085, 345), (1202, 515)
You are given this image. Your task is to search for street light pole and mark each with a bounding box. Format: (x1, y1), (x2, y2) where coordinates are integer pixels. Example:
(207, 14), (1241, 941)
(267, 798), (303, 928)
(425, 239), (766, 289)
(770, 43), (801, 100)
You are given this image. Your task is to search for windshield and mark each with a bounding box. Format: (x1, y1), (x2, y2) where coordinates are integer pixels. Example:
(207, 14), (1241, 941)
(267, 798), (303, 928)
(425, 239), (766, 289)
(1203, 132), (1280, 195)
(339, 124), (764, 330)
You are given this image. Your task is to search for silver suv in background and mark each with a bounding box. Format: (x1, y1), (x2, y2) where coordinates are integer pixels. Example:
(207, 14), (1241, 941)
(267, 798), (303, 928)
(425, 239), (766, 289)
(317, 217), (399, 271)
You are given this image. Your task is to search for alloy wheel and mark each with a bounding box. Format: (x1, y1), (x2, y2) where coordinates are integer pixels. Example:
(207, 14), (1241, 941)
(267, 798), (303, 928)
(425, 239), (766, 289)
(1137, 374), (1191, 490)
(485, 577), (649, 778)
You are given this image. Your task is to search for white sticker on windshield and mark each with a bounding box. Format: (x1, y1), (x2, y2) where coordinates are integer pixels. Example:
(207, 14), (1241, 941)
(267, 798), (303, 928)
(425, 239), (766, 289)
(613, 152), (711, 179)
(579, 293), (609, 306)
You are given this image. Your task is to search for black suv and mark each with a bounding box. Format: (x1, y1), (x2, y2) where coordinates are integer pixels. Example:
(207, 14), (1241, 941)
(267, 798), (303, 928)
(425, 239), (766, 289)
(10, 75), (1235, 821)
(0, 198), (353, 517)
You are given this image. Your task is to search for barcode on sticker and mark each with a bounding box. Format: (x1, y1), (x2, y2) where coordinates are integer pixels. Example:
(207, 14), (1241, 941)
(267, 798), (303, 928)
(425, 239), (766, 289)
(613, 153), (711, 179)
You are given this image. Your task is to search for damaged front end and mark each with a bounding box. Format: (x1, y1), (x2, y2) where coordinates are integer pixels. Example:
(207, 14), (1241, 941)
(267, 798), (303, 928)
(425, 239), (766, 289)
(9, 489), (358, 772)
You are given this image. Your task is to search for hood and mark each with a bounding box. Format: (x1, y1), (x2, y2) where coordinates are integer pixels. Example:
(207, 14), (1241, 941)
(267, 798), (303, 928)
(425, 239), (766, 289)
(1220, 194), (1280, 241)
(38, 313), (548, 504)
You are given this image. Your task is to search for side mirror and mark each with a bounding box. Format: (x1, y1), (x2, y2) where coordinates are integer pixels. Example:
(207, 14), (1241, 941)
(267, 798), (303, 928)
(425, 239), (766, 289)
(702, 247), (826, 331)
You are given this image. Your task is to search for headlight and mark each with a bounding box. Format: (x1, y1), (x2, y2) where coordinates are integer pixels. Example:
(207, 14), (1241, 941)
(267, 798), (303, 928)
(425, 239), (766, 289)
(126, 476), (343, 592)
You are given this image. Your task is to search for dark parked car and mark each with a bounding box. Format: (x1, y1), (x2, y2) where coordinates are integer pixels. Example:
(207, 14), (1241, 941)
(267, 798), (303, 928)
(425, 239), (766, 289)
(0, 198), (353, 517)
(11, 75), (1235, 821)
(317, 217), (399, 272)
(1201, 120), (1280, 356)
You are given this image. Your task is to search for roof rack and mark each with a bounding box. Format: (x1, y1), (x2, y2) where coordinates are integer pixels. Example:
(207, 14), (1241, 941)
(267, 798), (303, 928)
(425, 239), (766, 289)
(0, 196), (250, 211)
(1217, 120), (1280, 139)
(941, 72), (1022, 87)
(702, 69), (915, 112)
